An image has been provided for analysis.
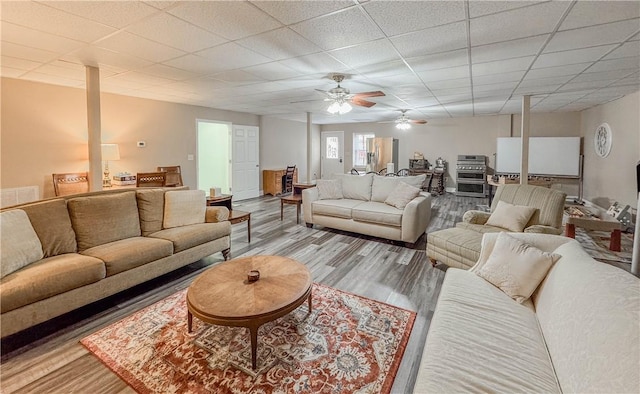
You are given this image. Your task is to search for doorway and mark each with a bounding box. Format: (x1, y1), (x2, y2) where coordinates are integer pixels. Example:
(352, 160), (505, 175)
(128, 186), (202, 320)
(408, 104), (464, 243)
(231, 125), (260, 200)
(321, 131), (344, 178)
(197, 120), (231, 195)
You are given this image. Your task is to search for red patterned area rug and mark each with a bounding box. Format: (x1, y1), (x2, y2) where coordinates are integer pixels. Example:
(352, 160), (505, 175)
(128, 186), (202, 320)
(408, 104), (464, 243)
(81, 283), (415, 393)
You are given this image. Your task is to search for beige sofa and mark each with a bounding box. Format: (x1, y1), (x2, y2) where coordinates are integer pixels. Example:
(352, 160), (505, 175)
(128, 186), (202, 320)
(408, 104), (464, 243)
(415, 232), (639, 393)
(427, 184), (566, 269)
(303, 173), (431, 246)
(0, 188), (231, 338)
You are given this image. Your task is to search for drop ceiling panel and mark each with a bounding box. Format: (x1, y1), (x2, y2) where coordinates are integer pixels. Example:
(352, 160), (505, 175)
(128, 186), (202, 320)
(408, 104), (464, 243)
(139, 64), (198, 81)
(278, 53), (349, 75)
(370, 73), (423, 87)
(329, 39), (400, 68)
(1, 66), (25, 78)
(363, 1), (465, 37)
(559, 1), (640, 31)
(572, 69), (637, 83)
(418, 65), (469, 82)
(588, 56), (640, 73)
(1, 55), (41, 71)
(250, 1), (353, 25)
(96, 31), (186, 63)
(473, 71), (526, 85)
(390, 22), (468, 59)
(2, 22), (86, 54)
(62, 46), (153, 70)
(356, 60), (414, 78)
(427, 77), (471, 90)
(2, 41), (62, 63)
(470, 2), (571, 46)
(290, 7), (384, 51)
(242, 62), (303, 81)
(472, 56), (534, 76)
(545, 19), (640, 53)
(42, 1), (160, 29)
(162, 54), (224, 74)
(468, 1), (543, 18)
(533, 45), (617, 68)
(604, 41), (640, 60)
(196, 42), (272, 70)
(524, 63), (592, 79)
(208, 70), (267, 85)
(471, 35), (548, 64)
(237, 27), (322, 61)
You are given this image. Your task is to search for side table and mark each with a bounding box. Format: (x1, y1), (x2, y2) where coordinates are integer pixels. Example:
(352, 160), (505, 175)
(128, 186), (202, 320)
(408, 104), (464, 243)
(229, 210), (251, 243)
(281, 194), (302, 224)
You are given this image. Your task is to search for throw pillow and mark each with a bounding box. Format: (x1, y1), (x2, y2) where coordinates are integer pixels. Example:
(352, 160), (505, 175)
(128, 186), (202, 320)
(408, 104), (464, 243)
(316, 179), (343, 200)
(1, 209), (44, 278)
(384, 181), (421, 209)
(334, 173), (373, 201)
(485, 200), (537, 232)
(475, 232), (560, 303)
(163, 190), (206, 229)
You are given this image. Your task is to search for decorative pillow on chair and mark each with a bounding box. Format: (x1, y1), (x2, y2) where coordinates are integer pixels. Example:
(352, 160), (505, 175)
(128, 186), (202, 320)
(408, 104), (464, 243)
(485, 200), (537, 232)
(475, 232), (560, 303)
(316, 179), (343, 200)
(163, 190), (206, 229)
(384, 181), (421, 209)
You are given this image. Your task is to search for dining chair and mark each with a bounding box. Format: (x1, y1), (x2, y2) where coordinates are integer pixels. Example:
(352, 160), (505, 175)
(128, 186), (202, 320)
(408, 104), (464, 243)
(350, 168), (360, 175)
(52, 172), (90, 196)
(136, 172), (167, 187)
(396, 168), (410, 176)
(157, 165), (183, 187)
(283, 165), (296, 194)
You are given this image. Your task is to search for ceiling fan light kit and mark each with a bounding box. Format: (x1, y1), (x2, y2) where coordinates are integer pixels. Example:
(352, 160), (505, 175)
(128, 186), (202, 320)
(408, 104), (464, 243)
(321, 74), (385, 115)
(396, 120), (411, 130)
(327, 100), (352, 115)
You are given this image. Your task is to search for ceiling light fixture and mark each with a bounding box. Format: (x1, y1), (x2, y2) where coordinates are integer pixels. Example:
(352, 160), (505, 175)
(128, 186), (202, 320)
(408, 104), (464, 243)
(396, 119), (411, 130)
(327, 98), (352, 115)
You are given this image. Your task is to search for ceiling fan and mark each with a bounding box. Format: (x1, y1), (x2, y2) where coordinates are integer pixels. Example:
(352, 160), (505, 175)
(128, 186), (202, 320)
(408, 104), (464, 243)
(379, 110), (428, 130)
(316, 74), (385, 114)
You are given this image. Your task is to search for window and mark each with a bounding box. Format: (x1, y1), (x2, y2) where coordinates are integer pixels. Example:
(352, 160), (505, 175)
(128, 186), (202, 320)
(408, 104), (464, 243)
(353, 133), (374, 169)
(326, 137), (339, 159)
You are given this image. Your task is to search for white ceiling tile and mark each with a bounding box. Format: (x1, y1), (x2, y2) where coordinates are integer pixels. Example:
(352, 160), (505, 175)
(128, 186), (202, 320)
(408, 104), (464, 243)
(389, 84), (432, 97)
(1, 41), (60, 63)
(520, 75), (573, 88)
(1, 66), (25, 78)
(196, 42), (272, 70)
(572, 69), (638, 83)
(1, 55), (41, 72)
(473, 82), (518, 93)
(524, 63), (592, 79)
(588, 56), (640, 73)
(473, 89), (514, 100)
(533, 45), (616, 68)
(139, 64), (198, 81)
(560, 1), (640, 31)
(401, 96), (440, 108)
(62, 46), (152, 70)
(237, 27), (322, 61)
(472, 56), (534, 76)
(434, 93), (473, 105)
(250, 1), (353, 25)
(1, 1), (117, 42)
(363, 1), (465, 36)
(329, 39), (400, 68)
(108, 71), (177, 87)
(475, 100), (508, 114)
(278, 53), (349, 75)
(168, 1), (282, 40)
(356, 60), (414, 78)
(208, 70), (266, 85)
(1, 22), (86, 54)
(430, 86), (471, 97)
(427, 77), (470, 90)
(390, 22), (468, 58)
(558, 80), (617, 91)
(545, 19), (640, 53)
(125, 12), (228, 53)
(468, 1), (544, 18)
(470, 2), (571, 46)
(473, 71), (526, 85)
(471, 35), (548, 63)
(604, 41), (640, 60)
(144, 1), (180, 10)
(42, 1), (160, 29)
(514, 84), (564, 95)
(163, 54), (224, 74)
(32, 61), (92, 81)
(371, 73), (423, 87)
(290, 7), (384, 51)
(96, 31), (186, 63)
(406, 49), (468, 72)
(242, 62), (303, 81)
(419, 65), (469, 82)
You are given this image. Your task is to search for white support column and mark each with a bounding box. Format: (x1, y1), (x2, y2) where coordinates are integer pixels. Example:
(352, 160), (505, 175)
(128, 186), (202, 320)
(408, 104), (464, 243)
(520, 95), (530, 185)
(86, 65), (103, 191)
(306, 112), (312, 183)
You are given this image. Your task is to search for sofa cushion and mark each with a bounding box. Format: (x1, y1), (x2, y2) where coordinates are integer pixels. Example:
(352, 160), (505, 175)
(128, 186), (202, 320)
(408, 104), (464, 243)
(0, 253), (105, 313)
(456, 222), (506, 234)
(136, 188), (165, 236)
(415, 268), (560, 393)
(371, 175), (427, 202)
(475, 232), (560, 303)
(384, 181), (421, 209)
(0, 210), (44, 278)
(334, 173), (373, 201)
(312, 199), (363, 219)
(428, 227), (483, 264)
(316, 179), (343, 200)
(20, 199), (77, 257)
(150, 222), (231, 253)
(163, 190), (206, 229)
(352, 201), (403, 227)
(82, 237), (173, 276)
(68, 192), (141, 251)
(485, 200), (537, 232)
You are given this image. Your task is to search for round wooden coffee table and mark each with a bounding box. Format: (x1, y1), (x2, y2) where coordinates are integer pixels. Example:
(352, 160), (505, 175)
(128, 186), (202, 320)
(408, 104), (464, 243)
(186, 255), (312, 370)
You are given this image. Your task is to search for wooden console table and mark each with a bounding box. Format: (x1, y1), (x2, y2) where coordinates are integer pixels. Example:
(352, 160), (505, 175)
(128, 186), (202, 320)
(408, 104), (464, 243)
(263, 168), (298, 196)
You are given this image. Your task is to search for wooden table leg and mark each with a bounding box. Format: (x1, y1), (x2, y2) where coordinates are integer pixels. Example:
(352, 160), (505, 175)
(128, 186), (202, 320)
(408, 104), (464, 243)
(566, 223), (576, 238)
(187, 311), (193, 333)
(249, 326), (258, 370)
(280, 199), (284, 221)
(610, 229), (621, 252)
(247, 215), (251, 243)
(296, 202), (300, 224)
(308, 289), (312, 313)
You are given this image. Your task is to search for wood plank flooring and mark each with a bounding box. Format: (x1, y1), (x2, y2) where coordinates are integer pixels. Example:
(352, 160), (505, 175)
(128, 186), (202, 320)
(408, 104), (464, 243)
(1, 193), (490, 394)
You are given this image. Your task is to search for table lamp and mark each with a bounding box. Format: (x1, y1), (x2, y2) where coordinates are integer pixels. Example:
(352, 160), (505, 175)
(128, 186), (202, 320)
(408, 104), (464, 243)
(101, 143), (120, 187)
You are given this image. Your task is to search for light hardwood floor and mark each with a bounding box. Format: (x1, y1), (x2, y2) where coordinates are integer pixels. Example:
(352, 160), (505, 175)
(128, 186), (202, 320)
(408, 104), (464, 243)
(1, 192), (490, 394)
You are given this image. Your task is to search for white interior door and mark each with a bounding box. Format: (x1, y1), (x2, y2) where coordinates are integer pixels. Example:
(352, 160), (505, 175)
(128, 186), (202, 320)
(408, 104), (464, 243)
(232, 125), (259, 201)
(321, 131), (344, 178)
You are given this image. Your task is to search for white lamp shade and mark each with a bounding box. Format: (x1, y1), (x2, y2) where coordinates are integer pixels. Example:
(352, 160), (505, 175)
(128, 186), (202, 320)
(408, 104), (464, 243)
(101, 144), (120, 161)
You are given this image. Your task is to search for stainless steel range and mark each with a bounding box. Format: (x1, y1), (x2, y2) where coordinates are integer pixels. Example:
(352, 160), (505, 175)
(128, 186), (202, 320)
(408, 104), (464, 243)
(456, 155), (487, 198)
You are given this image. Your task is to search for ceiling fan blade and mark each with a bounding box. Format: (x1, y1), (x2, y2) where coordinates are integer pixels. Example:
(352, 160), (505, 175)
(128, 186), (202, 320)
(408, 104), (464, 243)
(351, 97), (377, 107)
(411, 119), (428, 124)
(353, 91), (385, 98)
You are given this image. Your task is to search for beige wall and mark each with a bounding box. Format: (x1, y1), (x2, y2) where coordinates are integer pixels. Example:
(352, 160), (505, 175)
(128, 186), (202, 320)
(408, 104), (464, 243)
(321, 111), (581, 195)
(580, 91), (639, 209)
(1, 77), (259, 198)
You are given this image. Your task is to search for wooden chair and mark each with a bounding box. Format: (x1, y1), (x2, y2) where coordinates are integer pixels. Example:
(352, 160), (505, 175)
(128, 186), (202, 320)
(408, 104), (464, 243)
(136, 172), (166, 187)
(396, 168), (410, 176)
(350, 168), (360, 175)
(283, 165), (296, 194)
(157, 165), (183, 187)
(52, 172), (90, 196)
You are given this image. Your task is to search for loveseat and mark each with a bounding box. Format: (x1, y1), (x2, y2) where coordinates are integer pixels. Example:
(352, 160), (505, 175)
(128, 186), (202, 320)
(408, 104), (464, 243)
(302, 173), (431, 246)
(415, 232), (639, 393)
(427, 184), (566, 269)
(0, 188), (231, 338)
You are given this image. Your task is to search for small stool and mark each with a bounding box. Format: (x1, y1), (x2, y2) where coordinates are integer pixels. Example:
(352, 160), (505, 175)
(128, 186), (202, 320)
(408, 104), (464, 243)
(280, 194), (302, 224)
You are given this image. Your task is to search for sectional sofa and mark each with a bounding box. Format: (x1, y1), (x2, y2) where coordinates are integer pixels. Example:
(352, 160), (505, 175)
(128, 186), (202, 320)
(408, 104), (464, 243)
(1, 188), (231, 338)
(416, 232), (639, 393)
(302, 173), (431, 246)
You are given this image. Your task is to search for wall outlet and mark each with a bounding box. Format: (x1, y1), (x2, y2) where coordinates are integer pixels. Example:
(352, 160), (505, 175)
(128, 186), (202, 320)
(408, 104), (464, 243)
(187, 154), (194, 161)
(137, 141), (146, 148)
